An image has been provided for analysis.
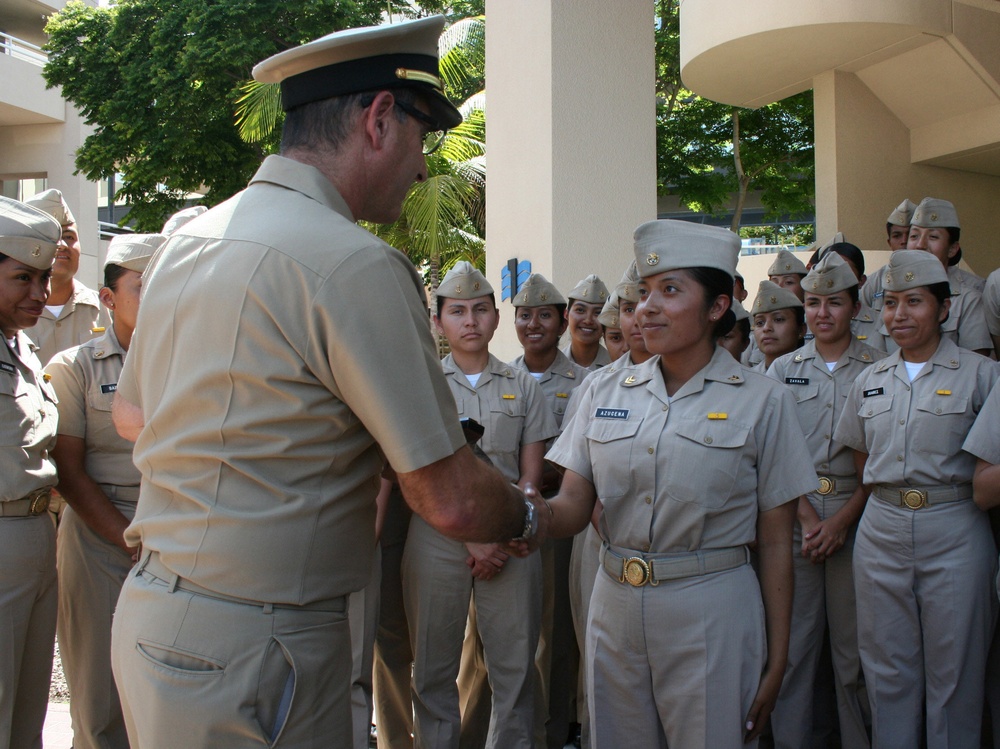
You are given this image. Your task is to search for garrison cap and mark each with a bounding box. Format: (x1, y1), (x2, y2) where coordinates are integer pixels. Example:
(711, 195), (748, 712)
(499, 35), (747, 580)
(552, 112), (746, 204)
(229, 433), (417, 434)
(597, 291), (620, 329)
(803, 251), (857, 296)
(513, 273), (565, 307)
(813, 232), (845, 260)
(162, 205), (207, 235)
(436, 260), (493, 299)
(615, 261), (640, 303)
(911, 197), (959, 229)
(104, 233), (167, 274)
(0, 196), (60, 270)
(883, 249), (948, 291)
(25, 188), (75, 228)
(887, 198), (917, 227)
(253, 15), (462, 130)
(752, 279), (803, 316)
(566, 274), (609, 304)
(767, 249), (807, 277)
(731, 298), (750, 322)
(632, 220), (740, 280)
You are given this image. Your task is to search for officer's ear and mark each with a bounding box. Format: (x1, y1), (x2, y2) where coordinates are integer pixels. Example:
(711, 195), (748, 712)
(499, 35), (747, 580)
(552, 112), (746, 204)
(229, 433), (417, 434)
(362, 91), (396, 150)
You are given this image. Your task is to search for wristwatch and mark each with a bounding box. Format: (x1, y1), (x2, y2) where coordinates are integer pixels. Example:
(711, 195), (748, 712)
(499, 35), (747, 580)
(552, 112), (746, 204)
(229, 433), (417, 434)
(514, 498), (538, 542)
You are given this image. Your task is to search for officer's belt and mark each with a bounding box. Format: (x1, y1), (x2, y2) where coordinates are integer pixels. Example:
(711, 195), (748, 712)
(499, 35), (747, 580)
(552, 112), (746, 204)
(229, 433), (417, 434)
(601, 543), (748, 587)
(0, 488), (52, 518)
(138, 551), (347, 613)
(871, 484), (972, 510)
(814, 475), (858, 496)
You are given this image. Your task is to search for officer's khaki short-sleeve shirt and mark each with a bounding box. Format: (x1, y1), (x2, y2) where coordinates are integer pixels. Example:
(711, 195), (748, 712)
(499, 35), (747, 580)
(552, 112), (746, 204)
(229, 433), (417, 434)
(547, 347), (818, 553)
(442, 353), (559, 483)
(835, 337), (998, 487)
(964, 383), (1000, 466)
(1, 334), (57, 502)
(768, 338), (886, 478)
(46, 328), (139, 488)
(118, 156), (466, 604)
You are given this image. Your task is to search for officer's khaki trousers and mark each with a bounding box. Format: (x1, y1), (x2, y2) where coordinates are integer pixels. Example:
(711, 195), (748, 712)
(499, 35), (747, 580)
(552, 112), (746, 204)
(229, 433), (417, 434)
(854, 497), (997, 749)
(402, 515), (541, 749)
(588, 559), (764, 749)
(56, 491), (136, 749)
(111, 561), (352, 748)
(770, 493), (870, 749)
(0, 514), (57, 749)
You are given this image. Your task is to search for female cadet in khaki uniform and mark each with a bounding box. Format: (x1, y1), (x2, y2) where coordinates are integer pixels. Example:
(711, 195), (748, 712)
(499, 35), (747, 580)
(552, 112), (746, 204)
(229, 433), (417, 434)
(0, 197), (61, 749)
(767, 252), (884, 749)
(402, 262), (559, 749)
(743, 250), (808, 368)
(46, 233), (164, 749)
(543, 220), (817, 748)
(835, 250), (999, 749)
(966, 384), (1000, 515)
(561, 274), (611, 370)
(598, 293), (628, 362)
(508, 273), (589, 749)
(750, 280), (806, 372)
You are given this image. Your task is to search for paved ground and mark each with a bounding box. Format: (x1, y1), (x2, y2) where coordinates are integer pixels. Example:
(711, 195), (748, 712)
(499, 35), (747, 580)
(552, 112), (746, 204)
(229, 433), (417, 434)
(43, 702), (73, 749)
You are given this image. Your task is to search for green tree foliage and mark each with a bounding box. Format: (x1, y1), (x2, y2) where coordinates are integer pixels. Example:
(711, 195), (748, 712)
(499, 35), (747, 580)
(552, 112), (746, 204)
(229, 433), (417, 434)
(43, 0), (390, 230)
(654, 0), (814, 231)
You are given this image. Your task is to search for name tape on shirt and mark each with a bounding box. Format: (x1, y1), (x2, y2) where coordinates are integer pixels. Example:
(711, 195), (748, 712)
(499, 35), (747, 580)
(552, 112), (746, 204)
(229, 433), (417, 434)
(863, 387), (885, 398)
(0, 362), (14, 375)
(595, 408), (629, 420)
(101, 383), (118, 394)
(785, 377), (810, 386)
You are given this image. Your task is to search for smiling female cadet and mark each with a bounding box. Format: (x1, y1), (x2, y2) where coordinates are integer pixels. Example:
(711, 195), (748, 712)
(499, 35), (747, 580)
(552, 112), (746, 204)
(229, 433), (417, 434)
(45, 233), (164, 749)
(835, 250), (999, 749)
(544, 219), (817, 748)
(0, 196), (61, 749)
(750, 280), (806, 372)
(767, 252), (884, 749)
(561, 275), (611, 371)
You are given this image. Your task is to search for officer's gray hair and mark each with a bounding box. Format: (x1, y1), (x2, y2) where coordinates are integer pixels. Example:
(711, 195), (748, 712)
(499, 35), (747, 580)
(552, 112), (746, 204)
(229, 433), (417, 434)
(280, 88), (416, 153)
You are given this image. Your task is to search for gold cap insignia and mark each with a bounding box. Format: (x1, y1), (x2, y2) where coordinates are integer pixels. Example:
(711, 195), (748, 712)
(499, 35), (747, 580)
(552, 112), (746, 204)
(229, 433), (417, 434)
(784, 263), (792, 271)
(826, 280), (834, 288)
(904, 272), (914, 282)
(600, 291), (607, 299)
(930, 212), (938, 222)
(884, 273), (892, 285)
(455, 285), (462, 294)
(769, 295), (777, 304)
(645, 253), (659, 266)
(540, 293), (547, 302)
(32, 246), (40, 257)
(812, 281), (819, 290)
(473, 282), (481, 291)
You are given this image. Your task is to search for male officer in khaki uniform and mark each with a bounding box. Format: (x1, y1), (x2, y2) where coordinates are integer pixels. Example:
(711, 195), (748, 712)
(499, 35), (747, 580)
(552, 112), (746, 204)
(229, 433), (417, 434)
(47, 233), (165, 749)
(767, 252), (884, 749)
(561, 274), (612, 370)
(0, 197), (61, 749)
(24, 189), (109, 364)
(109, 17), (548, 749)
(403, 262), (558, 749)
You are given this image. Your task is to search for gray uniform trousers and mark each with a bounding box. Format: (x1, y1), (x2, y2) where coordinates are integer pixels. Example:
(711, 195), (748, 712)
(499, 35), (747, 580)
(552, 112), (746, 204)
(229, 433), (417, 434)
(402, 515), (541, 749)
(854, 497), (997, 749)
(56, 492), (136, 749)
(770, 493), (870, 749)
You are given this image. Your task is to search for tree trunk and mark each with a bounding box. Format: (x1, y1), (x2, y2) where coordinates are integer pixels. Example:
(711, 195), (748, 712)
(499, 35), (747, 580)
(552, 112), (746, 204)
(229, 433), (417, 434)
(730, 108), (748, 233)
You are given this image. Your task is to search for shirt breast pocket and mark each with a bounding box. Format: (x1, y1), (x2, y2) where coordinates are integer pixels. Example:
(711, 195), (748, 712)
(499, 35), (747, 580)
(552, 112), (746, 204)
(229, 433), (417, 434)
(913, 393), (969, 455)
(668, 419), (750, 508)
(489, 397), (527, 453)
(858, 394), (893, 454)
(585, 418), (642, 501)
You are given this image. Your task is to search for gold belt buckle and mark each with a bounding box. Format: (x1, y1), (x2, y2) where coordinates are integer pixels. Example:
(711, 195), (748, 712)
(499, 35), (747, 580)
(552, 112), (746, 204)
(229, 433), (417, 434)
(622, 557), (650, 587)
(901, 489), (927, 510)
(817, 477), (834, 496)
(28, 490), (51, 516)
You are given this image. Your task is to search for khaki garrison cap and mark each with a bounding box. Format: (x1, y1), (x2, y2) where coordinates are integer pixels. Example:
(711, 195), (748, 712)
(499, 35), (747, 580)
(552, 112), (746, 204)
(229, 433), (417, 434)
(887, 198), (917, 227)
(436, 260), (493, 299)
(632, 220), (740, 279)
(752, 279), (803, 316)
(25, 188), (76, 227)
(767, 249), (807, 277)
(883, 249), (948, 292)
(911, 197), (960, 229)
(0, 196), (60, 270)
(813, 232), (845, 261)
(514, 273), (565, 308)
(731, 299), (750, 322)
(253, 15), (462, 129)
(162, 205), (207, 235)
(597, 291), (620, 329)
(615, 261), (641, 303)
(567, 274), (609, 304)
(803, 251), (858, 296)
(105, 233), (167, 274)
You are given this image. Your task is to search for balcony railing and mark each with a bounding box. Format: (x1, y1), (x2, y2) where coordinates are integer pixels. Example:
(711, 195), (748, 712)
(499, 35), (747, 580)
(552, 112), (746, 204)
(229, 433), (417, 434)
(0, 32), (47, 67)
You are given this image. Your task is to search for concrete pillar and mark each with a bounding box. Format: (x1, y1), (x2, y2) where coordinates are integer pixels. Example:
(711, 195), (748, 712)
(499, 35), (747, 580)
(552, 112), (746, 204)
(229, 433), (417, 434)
(814, 69), (1000, 275)
(485, 0), (657, 360)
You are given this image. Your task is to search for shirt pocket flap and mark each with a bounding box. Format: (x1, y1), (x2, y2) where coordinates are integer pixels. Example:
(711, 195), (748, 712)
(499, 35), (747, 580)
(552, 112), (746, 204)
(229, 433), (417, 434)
(915, 393), (968, 417)
(489, 396), (526, 418)
(585, 417), (642, 444)
(859, 393), (893, 419)
(674, 419), (750, 450)
(791, 384), (819, 404)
